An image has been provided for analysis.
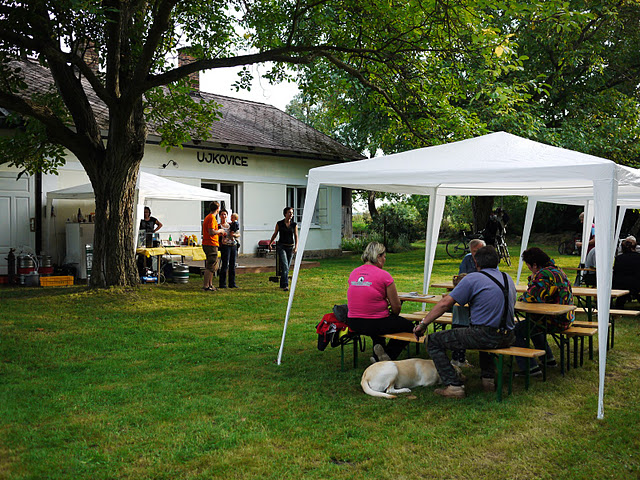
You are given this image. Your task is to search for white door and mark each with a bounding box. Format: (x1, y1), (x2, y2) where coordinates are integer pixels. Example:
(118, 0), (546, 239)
(0, 172), (35, 274)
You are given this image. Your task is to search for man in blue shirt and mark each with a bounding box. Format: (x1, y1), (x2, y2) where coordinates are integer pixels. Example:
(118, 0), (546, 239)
(414, 246), (516, 399)
(451, 239), (486, 367)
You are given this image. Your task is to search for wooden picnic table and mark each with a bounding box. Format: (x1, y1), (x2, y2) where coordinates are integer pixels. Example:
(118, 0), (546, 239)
(398, 291), (577, 384)
(430, 281), (628, 321)
(399, 292), (576, 316)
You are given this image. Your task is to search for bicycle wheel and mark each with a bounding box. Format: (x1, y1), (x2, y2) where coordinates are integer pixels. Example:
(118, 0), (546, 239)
(499, 242), (511, 266)
(446, 239), (467, 258)
(558, 240), (571, 255)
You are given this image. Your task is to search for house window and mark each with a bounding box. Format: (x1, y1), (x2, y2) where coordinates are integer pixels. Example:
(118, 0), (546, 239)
(286, 186), (328, 225)
(201, 182), (238, 221)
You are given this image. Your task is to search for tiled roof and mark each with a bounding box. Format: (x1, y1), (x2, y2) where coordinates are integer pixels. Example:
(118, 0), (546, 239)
(9, 58), (364, 161)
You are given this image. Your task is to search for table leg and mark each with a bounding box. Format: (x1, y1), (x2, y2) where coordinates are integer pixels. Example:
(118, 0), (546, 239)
(495, 355), (504, 402)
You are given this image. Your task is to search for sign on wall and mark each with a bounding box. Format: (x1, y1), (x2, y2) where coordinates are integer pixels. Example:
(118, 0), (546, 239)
(197, 151), (248, 167)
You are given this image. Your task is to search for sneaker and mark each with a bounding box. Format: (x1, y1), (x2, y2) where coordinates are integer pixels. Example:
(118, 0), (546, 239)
(373, 344), (391, 362)
(434, 385), (466, 399)
(482, 377), (496, 392)
(282, 287), (289, 292)
(451, 359), (473, 368)
(219, 285), (228, 289)
(545, 359), (558, 368)
(515, 366), (542, 377)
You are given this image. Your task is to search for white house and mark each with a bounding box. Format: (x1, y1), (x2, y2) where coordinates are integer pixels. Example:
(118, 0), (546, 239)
(0, 57), (363, 275)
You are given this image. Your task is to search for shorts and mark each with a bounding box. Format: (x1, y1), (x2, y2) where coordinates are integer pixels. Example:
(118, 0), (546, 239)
(203, 245), (219, 273)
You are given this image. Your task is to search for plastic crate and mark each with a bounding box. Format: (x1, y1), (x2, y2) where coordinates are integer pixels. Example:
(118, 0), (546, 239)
(40, 275), (74, 287)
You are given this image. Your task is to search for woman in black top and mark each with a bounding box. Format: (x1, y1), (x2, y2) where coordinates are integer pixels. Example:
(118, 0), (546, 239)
(137, 206), (163, 276)
(269, 207), (299, 291)
(139, 206), (163, 234)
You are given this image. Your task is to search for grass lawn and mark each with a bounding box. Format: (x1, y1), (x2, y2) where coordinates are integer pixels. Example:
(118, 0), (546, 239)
(1, 243), (639, 479)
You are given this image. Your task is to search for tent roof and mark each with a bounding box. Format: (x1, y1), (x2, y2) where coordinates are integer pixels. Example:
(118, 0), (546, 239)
(308, 132), (640, 195)
(47, 171), (230, 203)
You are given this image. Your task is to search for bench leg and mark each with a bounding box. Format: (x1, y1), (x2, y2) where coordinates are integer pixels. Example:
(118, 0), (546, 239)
(353, 337), (358, 368)
(507, 355), (514, 396)
(610, 316), (616, 349)
(573, 336), (579, 369)
(495, 354), (504, 402)
(558, 334), (565, 377)
(580, 336), (585, 367)
(340, 343), (345, 371)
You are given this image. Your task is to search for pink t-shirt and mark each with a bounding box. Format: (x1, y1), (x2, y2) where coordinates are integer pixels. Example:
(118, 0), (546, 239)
(347, 264), (394, 318)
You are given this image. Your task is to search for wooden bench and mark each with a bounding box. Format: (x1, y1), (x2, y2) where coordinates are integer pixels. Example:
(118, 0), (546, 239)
(573, 319), (612, 351)
(589, 308), (639, 349)
(380, 331), (545, 401)
(553, 326), (598, 370)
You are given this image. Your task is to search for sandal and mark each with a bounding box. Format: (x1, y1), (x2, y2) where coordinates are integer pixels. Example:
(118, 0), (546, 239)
(203, 286), (216, 292)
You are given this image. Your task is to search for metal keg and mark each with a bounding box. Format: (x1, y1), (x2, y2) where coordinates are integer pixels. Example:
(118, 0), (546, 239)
(17, 255), (35, 285)
(172, 263), (190, 284)
(38, 255), (54, 276)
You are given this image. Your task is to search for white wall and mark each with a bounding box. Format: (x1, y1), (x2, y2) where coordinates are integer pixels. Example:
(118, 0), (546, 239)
(1, 142), (346, 270)
(0, 168), (35, 273)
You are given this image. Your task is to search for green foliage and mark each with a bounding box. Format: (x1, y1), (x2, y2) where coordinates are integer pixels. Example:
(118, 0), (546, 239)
(367, 202), (424, 244)
(340, 232), (382, 254)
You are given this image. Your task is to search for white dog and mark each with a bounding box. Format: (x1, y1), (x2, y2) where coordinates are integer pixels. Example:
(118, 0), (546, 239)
(361, 358), (442, 399)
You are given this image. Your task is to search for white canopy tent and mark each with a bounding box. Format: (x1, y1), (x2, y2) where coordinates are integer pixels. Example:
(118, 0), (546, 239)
(516, 192), (640, 284)
(45, 171), (231, 252)
(277, 131), (640, 419)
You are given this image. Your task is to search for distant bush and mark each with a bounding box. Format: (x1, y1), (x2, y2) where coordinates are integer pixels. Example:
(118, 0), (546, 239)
(341, 232), (383, 254)
(367, 203), (424, 243)
(386, 234), (412, 253)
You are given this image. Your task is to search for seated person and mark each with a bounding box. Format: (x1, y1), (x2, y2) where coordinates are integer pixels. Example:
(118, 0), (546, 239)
(581, 244), (597, 286)
(414, 246), (516, 398)
(346, 242), (415, 363)
(613, 237), (640, 309)
(514, 247), (574, 376)
(451, 238), (485, 368)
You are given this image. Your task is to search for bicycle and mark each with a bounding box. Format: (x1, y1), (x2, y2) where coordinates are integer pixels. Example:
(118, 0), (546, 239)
(495, 231), (511, 266)
(446, 230), (484, 258)
(558, 235), (581, 255)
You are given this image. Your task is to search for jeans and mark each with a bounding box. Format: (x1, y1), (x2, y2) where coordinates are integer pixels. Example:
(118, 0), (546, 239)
(427, 326), (515, 386)
(219, 244), (237, 288)
(513, 319), (554, 371)
(346, 314), (416, 360)
(276, 244), (293, 288)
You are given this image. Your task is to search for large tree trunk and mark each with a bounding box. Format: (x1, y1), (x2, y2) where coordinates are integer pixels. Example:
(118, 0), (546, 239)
(342, 188), (353, 238)
(82, 105), (147, 287)
(472, 196), (494, 233)
(367, 190), (378, 218)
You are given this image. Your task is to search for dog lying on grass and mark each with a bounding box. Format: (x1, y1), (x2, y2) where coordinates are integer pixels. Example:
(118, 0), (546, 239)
(361, 358), (443, 398)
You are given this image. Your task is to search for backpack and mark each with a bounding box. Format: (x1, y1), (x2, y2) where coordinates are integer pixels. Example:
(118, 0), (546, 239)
(316, 312), (350, 351)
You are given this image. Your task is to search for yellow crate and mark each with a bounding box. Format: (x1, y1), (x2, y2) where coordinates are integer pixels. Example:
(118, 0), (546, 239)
(40, 275), (74, 287)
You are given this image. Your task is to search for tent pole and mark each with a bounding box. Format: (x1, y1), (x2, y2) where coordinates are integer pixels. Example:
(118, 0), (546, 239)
(517, 199), (537, 284)
(422, 192), (446, 297)
(593, 177), (618, 419)
(277, 180), (319, 365)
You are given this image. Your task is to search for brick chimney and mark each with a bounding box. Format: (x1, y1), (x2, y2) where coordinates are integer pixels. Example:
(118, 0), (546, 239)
(178, 48), (200, 91)
(77, 40), (100, 73)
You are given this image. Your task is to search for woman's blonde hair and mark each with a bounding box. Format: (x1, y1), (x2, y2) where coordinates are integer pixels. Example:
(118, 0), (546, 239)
(362, 241), (386, 264)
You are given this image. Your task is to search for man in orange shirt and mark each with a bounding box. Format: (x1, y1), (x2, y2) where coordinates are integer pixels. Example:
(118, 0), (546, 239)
(202, 201), (226, 291)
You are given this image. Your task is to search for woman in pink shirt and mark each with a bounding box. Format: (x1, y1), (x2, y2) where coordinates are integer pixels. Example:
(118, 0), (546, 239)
(347, 242), (414, 362)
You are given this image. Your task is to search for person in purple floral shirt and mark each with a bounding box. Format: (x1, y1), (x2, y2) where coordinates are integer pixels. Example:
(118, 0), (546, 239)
(513, 247), (574, 376)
